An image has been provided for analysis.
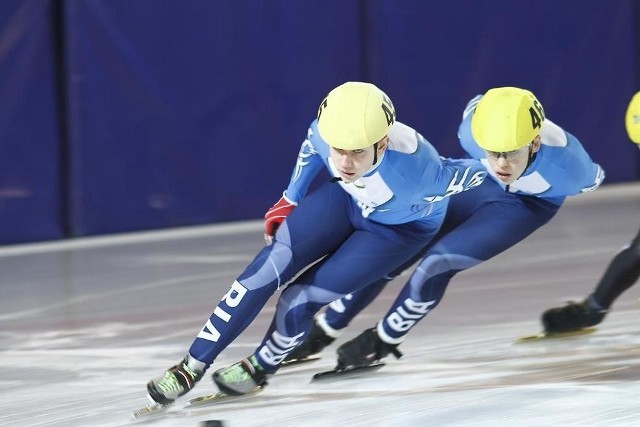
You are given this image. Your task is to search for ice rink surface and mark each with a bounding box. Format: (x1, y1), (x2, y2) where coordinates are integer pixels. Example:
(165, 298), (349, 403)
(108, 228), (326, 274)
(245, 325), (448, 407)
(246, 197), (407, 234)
(1, 183), (640, 427)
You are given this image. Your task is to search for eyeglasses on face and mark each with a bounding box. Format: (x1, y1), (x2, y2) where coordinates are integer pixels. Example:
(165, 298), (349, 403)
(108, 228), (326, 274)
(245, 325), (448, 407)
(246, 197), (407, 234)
(485, 143), (531, 161)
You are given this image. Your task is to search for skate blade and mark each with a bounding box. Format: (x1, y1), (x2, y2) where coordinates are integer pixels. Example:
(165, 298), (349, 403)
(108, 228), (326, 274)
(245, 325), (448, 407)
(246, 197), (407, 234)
(186, 387), (263, 407)
(516, 327), (597, 343)
(281, 354), (321, 367)
(132, 402), (173, 418)
(311, 362), (386, 382)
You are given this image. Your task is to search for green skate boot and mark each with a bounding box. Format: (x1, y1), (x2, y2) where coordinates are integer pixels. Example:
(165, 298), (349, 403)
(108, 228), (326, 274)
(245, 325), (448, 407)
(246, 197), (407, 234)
(146, 356), (205, 405)
(212, 355), (269, 396)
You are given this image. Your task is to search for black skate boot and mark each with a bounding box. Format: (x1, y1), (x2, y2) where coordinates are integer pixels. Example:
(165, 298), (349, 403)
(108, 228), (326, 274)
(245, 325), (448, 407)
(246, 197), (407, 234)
(283, 321), (335, 364)
(147, 357), (204, 405)
(212, 355), (270, 396)
(542, 298), (607, 334)
(336, 327), (402, 369)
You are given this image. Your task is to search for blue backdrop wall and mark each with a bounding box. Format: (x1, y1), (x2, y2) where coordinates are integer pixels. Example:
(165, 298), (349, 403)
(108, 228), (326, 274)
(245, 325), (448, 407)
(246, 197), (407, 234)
(0, 0), (64, 243)
(0, 0), (638, 244)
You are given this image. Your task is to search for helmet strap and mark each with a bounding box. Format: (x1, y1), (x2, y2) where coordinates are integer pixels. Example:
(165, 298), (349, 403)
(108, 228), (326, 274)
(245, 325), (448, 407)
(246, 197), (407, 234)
(505, 145), (537, 192)
(523, 144), (537, 173)
(514, 145), (537, 181)
(372, 142), (379, 165)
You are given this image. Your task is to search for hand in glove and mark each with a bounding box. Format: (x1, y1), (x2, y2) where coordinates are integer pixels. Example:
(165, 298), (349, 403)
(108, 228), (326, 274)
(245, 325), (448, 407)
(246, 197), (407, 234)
(264, 193), (296, 244)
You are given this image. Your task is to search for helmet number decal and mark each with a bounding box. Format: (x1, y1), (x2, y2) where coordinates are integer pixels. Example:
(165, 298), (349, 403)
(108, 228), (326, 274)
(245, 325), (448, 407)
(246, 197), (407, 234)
(529, 99), (545, 130)
(381, 95), (396, 126)
(317, 98), (328, 120)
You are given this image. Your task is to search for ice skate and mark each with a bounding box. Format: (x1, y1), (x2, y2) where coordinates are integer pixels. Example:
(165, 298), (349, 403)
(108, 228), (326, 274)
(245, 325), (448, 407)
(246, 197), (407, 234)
(516, 327), (597, 343)
(311, 361), (388, 382)
(146, 357), (204, 405)
(541, 297), (607, 334)
(282, 321), (335, 366)
(134, 356), (204, 417)
(312, 327), (402, 382)
(212, 355), (269, 396)
(336, 327), (402, 369)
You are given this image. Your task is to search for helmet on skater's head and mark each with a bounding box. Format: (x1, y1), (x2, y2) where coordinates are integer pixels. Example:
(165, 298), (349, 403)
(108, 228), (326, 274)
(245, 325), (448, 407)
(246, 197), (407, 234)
(625, 91), (640, 144)
(317, 81), (396, 150)
(471, 87), (545, 152)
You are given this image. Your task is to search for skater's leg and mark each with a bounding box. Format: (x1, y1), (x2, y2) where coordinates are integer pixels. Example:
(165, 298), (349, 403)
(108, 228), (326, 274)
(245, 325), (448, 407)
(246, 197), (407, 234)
(377, 194), (558, 344)
(213, 213), (444, 394)
(147, 183), (354, 402)
(337, 189), (559, 366)
(254, 215), (440, 369)
(592, 226), (640, 308)
(284, 249), (427, 361)
(188, 183), (354, 365)
(543, 226), (640, 333)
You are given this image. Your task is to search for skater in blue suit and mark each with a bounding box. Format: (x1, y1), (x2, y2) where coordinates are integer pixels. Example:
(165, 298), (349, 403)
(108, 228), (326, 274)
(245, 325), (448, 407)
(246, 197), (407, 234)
(144, 81), (487, 405)
(284, 86), (605, 368)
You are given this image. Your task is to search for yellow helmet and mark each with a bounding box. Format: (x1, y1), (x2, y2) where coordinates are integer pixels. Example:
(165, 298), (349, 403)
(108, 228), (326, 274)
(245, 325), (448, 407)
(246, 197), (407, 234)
(625, 91), (640, 144)
(317, 81), (396, 150)
(471, 87), (545, 152)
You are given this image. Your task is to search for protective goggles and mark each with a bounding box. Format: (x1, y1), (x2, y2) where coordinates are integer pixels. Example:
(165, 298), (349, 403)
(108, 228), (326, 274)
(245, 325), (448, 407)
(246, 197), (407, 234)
(484, 143), (531, 161)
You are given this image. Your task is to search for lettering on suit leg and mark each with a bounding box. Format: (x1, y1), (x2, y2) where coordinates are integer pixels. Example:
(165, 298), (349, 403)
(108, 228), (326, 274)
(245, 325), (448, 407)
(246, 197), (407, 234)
(328, 293), (353, 313)
(386, 298), (436, 333)
(258, 330), (305, 366)
(196, 281), (248, 342)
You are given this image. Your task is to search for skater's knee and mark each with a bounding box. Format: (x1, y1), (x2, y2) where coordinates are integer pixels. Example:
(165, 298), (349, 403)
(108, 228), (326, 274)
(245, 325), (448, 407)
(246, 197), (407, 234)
(412, 251), (479, 284)
(278, 284), (336, 314)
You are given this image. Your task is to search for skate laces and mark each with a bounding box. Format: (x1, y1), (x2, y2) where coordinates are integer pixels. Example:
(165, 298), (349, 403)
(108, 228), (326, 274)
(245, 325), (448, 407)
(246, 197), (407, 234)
(181, 364), (200, 381)
(155, 371), (183, 395)
(156, 363), (199, 394)
(218, 356), (263, 386)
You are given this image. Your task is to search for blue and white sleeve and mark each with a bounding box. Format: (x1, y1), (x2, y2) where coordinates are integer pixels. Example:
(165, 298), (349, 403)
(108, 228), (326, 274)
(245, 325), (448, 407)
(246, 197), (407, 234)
(421, 157), (487, 203)
(284, 127), (326, 204)
(579, 162), (605, 193)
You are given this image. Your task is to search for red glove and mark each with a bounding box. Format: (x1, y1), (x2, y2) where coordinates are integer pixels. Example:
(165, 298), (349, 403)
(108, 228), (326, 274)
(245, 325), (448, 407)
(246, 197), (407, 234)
(264, 193), (296, 244)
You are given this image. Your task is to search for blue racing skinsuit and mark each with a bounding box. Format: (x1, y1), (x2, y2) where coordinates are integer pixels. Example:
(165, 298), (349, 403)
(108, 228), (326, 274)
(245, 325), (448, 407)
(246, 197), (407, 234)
(187, 119), (486, 371)
(321, 95), (605, 344)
